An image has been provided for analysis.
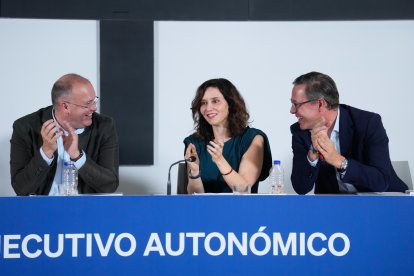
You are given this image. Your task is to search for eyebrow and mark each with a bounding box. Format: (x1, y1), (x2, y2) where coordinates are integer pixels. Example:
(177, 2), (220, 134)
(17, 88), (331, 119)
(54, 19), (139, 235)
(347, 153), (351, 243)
(85, 97), (96, 104)
(202, 96), (221, 101)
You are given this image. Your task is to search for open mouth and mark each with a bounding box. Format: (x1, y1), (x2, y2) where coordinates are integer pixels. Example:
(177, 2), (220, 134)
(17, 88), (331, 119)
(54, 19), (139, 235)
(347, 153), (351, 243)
(206, 113), (217, 119)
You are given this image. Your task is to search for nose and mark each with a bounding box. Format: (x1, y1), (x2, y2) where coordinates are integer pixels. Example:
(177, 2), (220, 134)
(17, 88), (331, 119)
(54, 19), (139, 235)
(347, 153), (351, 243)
(205, 102), (214, 111)
(290, 104), (296, 114)
(90, 102), (97, 111)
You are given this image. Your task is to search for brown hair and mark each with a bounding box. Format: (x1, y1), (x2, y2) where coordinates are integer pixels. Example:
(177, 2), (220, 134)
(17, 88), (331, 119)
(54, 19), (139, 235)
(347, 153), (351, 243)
(191, 78), (249, 140)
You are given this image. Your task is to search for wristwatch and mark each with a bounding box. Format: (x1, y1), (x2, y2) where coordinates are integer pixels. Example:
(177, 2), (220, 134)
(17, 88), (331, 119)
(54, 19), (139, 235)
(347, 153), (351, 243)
(70, 150), (84, 162)
(337, 158), (348, 173)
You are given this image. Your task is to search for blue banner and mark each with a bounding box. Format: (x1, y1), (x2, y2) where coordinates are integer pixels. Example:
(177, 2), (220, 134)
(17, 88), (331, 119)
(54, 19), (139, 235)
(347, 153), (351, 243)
(1, 195), (413, 275)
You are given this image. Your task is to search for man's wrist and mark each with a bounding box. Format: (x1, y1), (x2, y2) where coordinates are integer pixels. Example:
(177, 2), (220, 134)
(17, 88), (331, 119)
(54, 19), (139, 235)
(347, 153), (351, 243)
(337, 158), (348, 173)
(308, 146), (319, 161)
(70, 150), (83, 162)
(42, 147), (54, 159)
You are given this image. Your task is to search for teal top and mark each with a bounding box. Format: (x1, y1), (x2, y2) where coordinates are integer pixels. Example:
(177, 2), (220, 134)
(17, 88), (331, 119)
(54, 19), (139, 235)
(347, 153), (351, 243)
(183, 127), (272, 193)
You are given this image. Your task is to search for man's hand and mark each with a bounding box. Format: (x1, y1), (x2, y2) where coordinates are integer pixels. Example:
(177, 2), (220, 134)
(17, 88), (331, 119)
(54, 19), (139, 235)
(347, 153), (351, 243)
(41, 119), (62, 158)
(310, 117), (344, 168)
(61, 121), (80, 159)
(310, 117), (328, 149)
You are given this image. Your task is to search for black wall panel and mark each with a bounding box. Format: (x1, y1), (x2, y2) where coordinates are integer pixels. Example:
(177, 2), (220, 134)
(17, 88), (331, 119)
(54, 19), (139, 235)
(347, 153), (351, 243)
(249, 0), (414, 20)
(149, 0), (247, 20)
(100, 20), (154, 165)
(4, 0), (413, 20)
(99, 0), (248, 20)
(1, 0), (100, 19)
(1, 0), (248, 20)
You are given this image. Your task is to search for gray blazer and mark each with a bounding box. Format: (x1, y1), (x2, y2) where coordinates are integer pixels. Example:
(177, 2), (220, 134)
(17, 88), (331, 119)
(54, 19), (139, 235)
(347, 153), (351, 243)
(10, 106), (119, 195)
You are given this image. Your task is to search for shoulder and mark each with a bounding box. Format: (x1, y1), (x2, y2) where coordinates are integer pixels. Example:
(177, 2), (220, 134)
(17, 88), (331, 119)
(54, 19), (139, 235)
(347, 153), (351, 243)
(289, 122), (309, 141)
(91, 112), (116, 129)
(87, 113), (118, 140)
(13, 106), (52, 129)
(241, 127), (268, 140)
(92, 112), (115, 124)
(340, 104), (382, 128)
(238, 127), (271, 152)
(290, 122), (301, 134)
(183, 133), (202, 146)
(341, 104), (380, 119)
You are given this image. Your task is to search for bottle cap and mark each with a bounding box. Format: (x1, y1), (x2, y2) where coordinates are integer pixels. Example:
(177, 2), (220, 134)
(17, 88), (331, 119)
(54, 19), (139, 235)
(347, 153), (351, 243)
(274, 160), (281, 165)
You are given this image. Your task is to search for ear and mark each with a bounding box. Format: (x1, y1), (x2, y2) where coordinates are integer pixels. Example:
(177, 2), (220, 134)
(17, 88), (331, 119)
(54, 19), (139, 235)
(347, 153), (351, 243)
(62, 102), (69, 110)
(318, 98), (326, 111)
(59, 102), (70, 114)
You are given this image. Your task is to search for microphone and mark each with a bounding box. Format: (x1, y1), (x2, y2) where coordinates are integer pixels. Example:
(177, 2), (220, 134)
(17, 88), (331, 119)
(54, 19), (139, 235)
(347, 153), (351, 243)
(186, 156), (196, 162)
(167, 156), (196, 195)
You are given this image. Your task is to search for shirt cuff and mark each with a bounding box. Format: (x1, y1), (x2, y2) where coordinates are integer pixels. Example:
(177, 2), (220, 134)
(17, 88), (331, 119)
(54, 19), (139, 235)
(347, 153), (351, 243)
(72, 150), (86, 170)
(307, 155), (319, 167)
(40, 147), (54, 166)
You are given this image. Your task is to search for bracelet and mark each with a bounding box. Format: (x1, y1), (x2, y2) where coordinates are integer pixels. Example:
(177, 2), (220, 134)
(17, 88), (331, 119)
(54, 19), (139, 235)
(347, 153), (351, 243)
(70, 151), (83, 162)
(188, 170), (200, 179)
(221, 168), (233, 176)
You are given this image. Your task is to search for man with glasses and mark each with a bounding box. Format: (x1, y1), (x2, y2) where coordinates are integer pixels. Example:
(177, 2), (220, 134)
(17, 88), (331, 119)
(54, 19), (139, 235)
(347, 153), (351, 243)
(10, 73), (119, 195)
(290, 71), (407, 194)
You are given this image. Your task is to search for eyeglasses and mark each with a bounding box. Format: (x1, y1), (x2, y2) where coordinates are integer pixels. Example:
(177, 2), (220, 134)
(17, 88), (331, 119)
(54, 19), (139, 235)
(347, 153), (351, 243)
(64, 96), (99, 109)
(291, 99), (318, 110)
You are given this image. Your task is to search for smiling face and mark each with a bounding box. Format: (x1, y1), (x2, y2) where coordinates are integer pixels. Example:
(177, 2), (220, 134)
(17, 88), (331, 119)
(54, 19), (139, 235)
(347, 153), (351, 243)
(199, 87), (229, 127)
(64, 81), (97, 129)
(290, 84), (321, 130)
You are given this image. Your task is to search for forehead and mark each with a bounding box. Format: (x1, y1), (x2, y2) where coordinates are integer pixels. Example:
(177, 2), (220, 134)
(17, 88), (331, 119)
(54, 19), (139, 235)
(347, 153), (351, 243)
(71, 81), (96, 100)
(202, 87), (223, 99)
(291, 84), (308, 100)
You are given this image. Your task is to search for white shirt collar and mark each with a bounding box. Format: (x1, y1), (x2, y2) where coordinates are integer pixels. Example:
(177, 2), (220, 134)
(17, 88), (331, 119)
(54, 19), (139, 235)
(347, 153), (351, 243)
(333, 108), (340, 135)
(52, 108), (85, 135)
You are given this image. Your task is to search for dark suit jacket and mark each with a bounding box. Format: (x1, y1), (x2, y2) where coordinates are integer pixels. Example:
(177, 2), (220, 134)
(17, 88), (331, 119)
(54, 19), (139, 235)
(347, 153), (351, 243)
(10, 106), (119, 195)
(290, 104), (408, 194)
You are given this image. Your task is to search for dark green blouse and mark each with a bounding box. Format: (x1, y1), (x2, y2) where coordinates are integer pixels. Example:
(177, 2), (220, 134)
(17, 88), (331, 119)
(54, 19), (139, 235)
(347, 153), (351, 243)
(183, 127), (272, 193)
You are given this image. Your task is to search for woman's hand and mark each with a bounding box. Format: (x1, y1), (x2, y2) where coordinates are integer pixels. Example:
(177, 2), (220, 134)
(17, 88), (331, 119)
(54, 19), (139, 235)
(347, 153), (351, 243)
(185, 143), (204, 193)
(185, 143), (200, 175)
(207, 140), (225, 165)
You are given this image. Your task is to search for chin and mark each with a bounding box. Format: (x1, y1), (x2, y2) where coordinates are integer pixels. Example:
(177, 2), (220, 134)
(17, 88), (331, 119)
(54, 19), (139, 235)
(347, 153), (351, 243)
(83, 120), (93, 127)
(299, 122), (310, 130)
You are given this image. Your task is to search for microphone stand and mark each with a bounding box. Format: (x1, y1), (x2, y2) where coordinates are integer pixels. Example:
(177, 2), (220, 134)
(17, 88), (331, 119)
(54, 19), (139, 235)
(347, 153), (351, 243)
(167, 160), (185, 195)
(167, 156), (196, 195)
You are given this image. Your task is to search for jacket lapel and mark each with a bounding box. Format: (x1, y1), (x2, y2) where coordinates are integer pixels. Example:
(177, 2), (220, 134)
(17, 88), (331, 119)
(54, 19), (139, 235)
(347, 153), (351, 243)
(78, 127), (91, 151)
(339, 105), (354, 158)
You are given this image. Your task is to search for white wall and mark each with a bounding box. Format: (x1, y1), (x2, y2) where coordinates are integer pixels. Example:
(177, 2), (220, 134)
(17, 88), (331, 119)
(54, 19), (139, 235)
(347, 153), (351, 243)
(151, 20), (414, 195)
(1, 19), (413, 196)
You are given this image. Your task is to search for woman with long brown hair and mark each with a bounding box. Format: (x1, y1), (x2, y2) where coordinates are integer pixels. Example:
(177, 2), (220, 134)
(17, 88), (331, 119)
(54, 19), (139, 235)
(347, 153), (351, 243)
(184, 78), (272, 193)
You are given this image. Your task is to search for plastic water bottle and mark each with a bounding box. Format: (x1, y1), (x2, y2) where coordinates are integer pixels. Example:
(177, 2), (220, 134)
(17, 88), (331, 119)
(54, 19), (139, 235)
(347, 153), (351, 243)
(62, 161), (78, 196)
(269, 160), (284, 194)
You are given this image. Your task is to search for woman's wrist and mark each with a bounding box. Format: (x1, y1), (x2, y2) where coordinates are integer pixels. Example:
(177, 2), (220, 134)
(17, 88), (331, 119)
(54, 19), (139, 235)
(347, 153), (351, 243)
(221, 167), (233, 176)
(188, 169), (200, 179)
